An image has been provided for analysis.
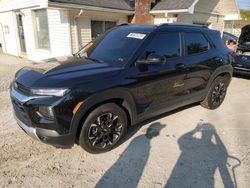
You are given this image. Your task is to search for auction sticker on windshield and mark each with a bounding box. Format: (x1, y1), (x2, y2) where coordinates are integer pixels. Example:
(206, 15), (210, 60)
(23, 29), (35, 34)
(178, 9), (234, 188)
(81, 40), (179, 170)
(127, 33), (146, 40)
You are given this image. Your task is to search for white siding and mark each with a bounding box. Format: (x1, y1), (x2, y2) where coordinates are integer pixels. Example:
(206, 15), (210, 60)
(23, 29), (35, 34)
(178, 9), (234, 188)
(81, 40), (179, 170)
(177, 0), (225, 32)
(153, 0), (238, 33)
(0, 12), (19, 56)
(177, 12), (225, 32)
(21, 9), (36, 59)
(222, 0), (239, 15)
(195, 0), (223, 15)
(69, 10), (128, 53)
(154, 16), (169, 25)
(21, 8), (54, 61)
(21, 8), (71, 61)
(154, 15), (177, 24)
(47, 9), (71, 57)
(0, 23), (3, 51)
(0, 0), (47, 12)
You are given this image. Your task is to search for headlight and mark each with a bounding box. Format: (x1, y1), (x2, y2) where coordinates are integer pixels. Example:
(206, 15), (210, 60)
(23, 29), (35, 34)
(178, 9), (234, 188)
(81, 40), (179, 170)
(31, 88), (69, 97)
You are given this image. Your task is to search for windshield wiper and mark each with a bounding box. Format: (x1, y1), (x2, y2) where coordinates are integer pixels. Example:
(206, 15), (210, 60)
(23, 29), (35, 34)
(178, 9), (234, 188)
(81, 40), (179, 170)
(73, 52), (82, 59)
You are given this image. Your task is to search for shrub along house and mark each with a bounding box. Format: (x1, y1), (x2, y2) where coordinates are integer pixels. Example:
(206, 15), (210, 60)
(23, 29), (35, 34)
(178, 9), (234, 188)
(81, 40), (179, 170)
(0, 0), (240, 61)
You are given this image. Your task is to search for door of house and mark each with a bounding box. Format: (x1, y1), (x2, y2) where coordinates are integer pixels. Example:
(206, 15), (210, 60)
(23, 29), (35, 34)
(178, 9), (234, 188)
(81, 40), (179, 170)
(16, 14), (27, 56)
(0, 23), (6, 53)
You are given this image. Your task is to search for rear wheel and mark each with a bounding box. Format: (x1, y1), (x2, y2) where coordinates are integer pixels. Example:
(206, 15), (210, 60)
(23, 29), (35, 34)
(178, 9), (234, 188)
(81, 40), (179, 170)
(201, 76), (229, 109)
(79, 103), (128, 153)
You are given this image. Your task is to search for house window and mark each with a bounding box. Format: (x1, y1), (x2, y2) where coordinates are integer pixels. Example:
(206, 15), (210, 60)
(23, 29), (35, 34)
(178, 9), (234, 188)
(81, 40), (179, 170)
(224, 21), (233, 29)
(91, 21), (117, 40)
(34, 9), (50, 50)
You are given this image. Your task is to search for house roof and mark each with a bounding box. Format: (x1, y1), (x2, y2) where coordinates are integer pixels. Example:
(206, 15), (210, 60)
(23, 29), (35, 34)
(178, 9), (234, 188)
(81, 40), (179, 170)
(49, 0), (134, 11)
(152, 0), (197, 11)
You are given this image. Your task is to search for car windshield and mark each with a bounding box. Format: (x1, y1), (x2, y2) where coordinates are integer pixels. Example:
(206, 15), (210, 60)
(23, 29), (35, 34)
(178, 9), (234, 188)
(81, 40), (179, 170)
(76, 29), (148, 67)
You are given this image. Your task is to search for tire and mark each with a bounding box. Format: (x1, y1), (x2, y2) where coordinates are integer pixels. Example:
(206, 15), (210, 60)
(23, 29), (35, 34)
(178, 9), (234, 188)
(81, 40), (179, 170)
(79, 103), (128, 154)
(201, 76), (229, 110)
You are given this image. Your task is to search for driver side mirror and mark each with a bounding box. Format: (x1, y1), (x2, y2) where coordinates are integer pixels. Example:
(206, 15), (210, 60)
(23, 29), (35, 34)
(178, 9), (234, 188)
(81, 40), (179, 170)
(136, 53), (166, 66)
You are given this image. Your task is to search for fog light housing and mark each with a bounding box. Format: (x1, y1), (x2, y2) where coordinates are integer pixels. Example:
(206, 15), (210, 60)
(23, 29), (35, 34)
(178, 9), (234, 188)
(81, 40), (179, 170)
(38, 106), (54, 119)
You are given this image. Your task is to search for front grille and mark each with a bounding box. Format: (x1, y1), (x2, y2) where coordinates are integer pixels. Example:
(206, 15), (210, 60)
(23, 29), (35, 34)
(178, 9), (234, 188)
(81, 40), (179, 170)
(12, 98), (31, 126)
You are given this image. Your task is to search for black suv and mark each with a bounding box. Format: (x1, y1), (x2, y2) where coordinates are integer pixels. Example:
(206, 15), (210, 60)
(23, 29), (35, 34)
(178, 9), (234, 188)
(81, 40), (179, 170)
(10, 24), (233, 153)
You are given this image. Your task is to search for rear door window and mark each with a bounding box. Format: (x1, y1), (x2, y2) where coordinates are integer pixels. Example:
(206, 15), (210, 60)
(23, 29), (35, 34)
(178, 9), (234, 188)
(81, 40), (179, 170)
(184, 33), (210, 55)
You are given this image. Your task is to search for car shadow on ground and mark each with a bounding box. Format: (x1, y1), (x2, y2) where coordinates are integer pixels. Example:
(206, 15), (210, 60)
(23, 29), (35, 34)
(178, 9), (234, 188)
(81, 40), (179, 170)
(121, 103), (199, 145)
(95, 122), (166, 188)
(95, 122), (241, 188)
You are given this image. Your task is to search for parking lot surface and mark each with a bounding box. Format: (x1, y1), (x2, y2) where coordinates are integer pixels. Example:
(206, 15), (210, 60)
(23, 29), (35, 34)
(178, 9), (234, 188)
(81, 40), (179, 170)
(0, 53), (249, 188)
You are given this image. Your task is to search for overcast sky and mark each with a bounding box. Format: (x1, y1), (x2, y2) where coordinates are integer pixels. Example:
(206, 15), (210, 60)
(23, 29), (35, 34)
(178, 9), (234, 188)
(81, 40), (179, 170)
(238, 0), (250, 10)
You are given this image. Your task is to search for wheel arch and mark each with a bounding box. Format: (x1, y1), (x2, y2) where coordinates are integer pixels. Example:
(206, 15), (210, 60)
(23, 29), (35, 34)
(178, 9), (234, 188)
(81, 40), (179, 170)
(206, 65), (233, 91)
(70, 88), (137, 143)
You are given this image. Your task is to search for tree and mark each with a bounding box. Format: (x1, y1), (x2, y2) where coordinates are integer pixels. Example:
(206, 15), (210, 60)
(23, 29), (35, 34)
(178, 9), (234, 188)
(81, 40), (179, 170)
(235, 10), (250, 28)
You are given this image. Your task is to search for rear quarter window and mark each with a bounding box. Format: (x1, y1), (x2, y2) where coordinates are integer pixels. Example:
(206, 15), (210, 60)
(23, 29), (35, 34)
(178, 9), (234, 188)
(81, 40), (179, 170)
(209, 31), (227, 49)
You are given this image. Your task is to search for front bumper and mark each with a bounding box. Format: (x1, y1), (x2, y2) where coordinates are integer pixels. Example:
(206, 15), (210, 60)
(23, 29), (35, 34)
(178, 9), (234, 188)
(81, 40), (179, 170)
(15, 113), (74, 148)
(10, 85), (75, 148)
(15, 114), (40, 141)
(234, 55), (250, 76)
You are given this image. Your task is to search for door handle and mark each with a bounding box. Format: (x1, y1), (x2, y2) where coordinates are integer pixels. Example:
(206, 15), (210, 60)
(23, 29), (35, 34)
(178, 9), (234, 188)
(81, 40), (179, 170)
(175, 63), (186, 70)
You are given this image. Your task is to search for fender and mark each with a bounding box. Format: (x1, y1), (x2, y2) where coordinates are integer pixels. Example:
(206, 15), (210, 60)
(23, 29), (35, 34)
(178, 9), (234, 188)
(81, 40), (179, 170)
(205, 64), (233, 92)
(69, 87), (137, 137)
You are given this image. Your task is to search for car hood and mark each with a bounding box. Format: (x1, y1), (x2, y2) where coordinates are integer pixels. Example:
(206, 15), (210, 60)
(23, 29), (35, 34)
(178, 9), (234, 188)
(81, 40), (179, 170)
(15, 57), (122, 88)
(239, 41), (250, 47)
(239, 25), (250, 48)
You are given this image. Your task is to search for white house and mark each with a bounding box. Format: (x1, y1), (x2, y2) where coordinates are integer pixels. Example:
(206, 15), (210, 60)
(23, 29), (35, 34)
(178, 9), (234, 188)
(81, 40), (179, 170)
(151, 0), (240, 32)
(0, 0), (240, 61)
(0, 0), (133, 61)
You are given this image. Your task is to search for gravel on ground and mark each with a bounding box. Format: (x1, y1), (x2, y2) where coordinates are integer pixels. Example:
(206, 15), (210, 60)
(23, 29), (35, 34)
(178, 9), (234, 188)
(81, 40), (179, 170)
(0, 53), (250, 188)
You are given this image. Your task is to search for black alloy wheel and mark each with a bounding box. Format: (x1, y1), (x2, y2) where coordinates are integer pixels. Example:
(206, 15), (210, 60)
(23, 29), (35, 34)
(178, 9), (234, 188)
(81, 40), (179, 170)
(211, 82), (226, 106)
(201, 76), (229, 109)
(79, 103), (128, 153)
(88, 113), (123, 149)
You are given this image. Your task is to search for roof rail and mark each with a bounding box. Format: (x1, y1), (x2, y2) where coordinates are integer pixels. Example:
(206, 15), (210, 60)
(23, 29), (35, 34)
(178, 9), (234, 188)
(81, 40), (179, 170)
(158, 23), (208, 29)
(118, 23), (130, 26)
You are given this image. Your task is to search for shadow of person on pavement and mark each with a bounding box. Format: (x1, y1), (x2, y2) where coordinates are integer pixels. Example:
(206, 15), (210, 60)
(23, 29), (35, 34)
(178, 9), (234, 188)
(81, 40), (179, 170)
(95, 122), (166, 188)
(165, 123), (235, 188)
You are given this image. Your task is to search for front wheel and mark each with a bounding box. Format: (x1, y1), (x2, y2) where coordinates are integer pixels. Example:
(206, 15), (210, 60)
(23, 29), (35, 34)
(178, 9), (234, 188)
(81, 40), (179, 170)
(79, 103), (128, 154)
(201, 76), (229, 109)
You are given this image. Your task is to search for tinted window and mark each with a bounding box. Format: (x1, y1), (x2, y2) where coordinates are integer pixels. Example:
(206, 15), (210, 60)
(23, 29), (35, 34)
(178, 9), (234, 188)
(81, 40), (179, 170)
(144, 32), (180, 59)
(85, 30), (148, 66)
(185, 33), (209, 55)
